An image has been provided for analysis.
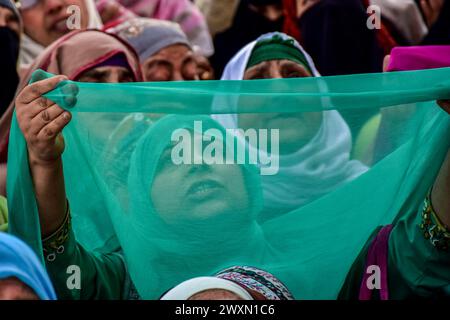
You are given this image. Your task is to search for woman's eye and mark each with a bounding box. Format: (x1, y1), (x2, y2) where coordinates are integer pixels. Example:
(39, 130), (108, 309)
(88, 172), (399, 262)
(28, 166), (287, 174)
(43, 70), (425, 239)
(146, 67), (171, 81)
(285, 72), (302, 78)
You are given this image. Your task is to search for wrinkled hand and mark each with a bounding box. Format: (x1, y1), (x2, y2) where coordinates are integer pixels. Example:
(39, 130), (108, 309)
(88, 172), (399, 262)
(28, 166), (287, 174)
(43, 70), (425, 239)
(15, 73), (77, 166)
(420, 0), (445, 27)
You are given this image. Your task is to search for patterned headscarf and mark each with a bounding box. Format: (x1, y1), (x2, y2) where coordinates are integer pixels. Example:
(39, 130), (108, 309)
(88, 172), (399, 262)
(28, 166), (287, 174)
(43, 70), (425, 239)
(215, 266), (294, 300)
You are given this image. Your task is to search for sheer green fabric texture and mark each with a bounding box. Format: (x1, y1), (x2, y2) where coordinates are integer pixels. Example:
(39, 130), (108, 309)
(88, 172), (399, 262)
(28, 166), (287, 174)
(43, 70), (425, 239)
(7, 68), (450, 299)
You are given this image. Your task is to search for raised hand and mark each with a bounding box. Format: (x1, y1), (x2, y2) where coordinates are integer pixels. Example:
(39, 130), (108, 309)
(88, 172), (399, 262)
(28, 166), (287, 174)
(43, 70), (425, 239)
(15, 71), (77, 166)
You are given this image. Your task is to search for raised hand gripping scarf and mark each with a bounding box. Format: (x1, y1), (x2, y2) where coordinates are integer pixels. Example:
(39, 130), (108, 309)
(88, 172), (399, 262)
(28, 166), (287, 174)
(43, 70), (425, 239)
(7, 68), (450, 299)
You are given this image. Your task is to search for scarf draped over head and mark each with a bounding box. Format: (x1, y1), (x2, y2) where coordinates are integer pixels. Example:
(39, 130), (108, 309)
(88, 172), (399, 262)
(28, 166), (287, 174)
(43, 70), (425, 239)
(0, 232), (56, 300)
(160, 276), (254, 300)
(24, 29), (142, 81)
(19, 0), (103, 67)
(370, 0), (428, 45)
(107, 17), (191, 63)
(0, 29), (142, 163)
(116, 0), (214, 56)
(246, 34), (313, 72)
(217, 32), (367, 215)
(0, 0), (19, 18)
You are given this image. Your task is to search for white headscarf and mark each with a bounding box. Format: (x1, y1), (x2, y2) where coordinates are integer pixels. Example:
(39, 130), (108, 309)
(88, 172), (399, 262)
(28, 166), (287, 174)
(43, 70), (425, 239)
(160, 277), (254, 300)
(19, 0), (103, 67)
(370, 0), (428, 45)
(215, 32), (367, 215)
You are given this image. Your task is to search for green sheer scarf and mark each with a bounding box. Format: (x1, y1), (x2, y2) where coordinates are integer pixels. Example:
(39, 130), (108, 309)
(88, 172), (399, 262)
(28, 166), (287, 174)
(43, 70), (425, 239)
(7, 68), (450, 299)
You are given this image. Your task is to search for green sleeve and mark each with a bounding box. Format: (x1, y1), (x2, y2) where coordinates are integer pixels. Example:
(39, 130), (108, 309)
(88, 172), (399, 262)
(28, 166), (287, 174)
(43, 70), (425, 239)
(388, 199), (450, 298)
(43, 223), (127, 300)
(339, 196), (450, 299)
(0, 196), (8, 232)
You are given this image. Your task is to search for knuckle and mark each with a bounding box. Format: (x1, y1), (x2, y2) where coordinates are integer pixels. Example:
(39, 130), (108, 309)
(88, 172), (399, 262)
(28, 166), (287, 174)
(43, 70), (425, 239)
(38, 97), (48, 108)
(30, 85), (40, 97)
(43, 127), (55, 138)
(40, 109), (50, 122)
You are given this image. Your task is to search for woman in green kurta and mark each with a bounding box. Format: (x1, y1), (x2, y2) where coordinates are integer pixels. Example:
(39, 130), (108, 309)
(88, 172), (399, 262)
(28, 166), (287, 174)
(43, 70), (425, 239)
(0, 196), (7, 232)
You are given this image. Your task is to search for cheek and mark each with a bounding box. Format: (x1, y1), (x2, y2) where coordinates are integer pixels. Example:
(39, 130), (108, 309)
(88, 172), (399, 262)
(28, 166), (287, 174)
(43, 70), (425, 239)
(8, 22), (20, 36)
(21, 9), (44, 30)
(150, 169), (184, 211)
(217, 165), (248, 198)
(237, 113), (263, 130)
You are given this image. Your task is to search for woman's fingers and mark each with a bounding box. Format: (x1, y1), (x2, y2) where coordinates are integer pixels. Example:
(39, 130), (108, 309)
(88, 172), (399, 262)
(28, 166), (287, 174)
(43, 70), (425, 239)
(36, 111), (72, 141)
(29, 103), (65, 135)
(16, 75), (67, 105)
(383, 55), (391, 72)
(19, 96), (55, 121)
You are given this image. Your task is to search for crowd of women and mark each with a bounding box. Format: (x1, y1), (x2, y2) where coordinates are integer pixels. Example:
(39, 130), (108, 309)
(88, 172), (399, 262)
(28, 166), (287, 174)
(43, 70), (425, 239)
(0, 0), (450, 300)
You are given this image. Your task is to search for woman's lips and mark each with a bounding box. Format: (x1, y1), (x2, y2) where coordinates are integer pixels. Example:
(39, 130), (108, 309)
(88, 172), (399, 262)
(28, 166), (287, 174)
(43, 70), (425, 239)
(51, 17), (70, 33)
(186, 179), (224, 201)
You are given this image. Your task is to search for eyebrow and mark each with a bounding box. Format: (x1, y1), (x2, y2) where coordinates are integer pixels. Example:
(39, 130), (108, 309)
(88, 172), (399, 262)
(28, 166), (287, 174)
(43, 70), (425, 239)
(280, 61), (312, 75)
(246, 64), (270, 78)
(146, 59), (173, 70)
(147, 52), (195, 69)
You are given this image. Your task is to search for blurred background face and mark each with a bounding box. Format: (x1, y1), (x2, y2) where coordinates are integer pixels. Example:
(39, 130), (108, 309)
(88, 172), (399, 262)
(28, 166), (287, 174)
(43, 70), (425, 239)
(150, 135), (250, 224)
(0, 277), (39, 300)
(142, 44), (202, 81)
(240, 59), (322, 154)
(248, 3), (283, 22)
(0, 6), (20, 35)
(20, 0), (88, 46)
(76, 66), (134, 83)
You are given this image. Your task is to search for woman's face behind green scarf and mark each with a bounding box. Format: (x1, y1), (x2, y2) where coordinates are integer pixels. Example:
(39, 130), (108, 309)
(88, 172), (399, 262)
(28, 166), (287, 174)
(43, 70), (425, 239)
(240, 59), (323, 154)
(150, 132), (251, 225)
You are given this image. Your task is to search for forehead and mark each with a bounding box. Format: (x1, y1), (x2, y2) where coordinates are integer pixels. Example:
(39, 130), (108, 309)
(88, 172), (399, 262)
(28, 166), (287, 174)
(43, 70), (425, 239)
(145, 44), (192, 63)
(0, 6), (15, 16)
(85, 65), (131, 74)
(188, 289), (244, 300)
(0, 277), (39, 300)
(245, 59), (309, 74)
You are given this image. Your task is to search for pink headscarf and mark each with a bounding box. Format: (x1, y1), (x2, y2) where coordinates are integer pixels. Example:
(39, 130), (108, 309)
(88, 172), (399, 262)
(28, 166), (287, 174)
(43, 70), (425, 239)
(98, 0), (214, 56)
(387, 46), (450, 72)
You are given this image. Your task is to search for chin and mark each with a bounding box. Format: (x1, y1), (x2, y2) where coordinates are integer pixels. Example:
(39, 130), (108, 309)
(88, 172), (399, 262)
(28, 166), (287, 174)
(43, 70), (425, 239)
(279, 133), (311, 153)
(190, 201), (232, 220)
